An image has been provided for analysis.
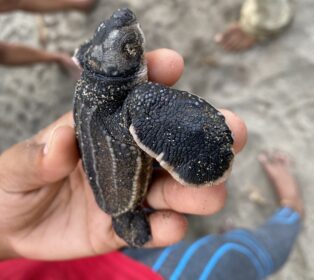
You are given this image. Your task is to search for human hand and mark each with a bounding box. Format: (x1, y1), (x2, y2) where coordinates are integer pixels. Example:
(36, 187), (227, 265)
(0, 49), (247, 261)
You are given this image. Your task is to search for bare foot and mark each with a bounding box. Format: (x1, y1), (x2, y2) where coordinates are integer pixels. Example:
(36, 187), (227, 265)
(215, 22), (257, 52)
(55, 53), (82, 80)
(258, 151), (304, 217)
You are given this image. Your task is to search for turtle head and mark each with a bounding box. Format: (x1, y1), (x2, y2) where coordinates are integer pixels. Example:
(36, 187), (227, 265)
(76, 8), (145, 78)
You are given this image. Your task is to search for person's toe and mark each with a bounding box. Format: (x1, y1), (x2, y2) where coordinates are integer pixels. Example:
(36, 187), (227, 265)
(274, 150), (292, 165)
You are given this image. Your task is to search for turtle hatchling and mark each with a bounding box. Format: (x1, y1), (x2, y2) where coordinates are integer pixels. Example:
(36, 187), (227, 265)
(73, 8), (234, 247)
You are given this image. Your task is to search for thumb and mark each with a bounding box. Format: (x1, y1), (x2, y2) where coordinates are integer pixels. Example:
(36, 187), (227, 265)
(0, 124), (79, 193)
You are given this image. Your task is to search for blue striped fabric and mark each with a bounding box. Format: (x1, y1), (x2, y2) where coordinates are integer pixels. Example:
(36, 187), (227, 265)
(225, 230), (274, 276)
(152, 244), (180, 272)
(169, 236), (214, 280)
(198, 243), (264, 280)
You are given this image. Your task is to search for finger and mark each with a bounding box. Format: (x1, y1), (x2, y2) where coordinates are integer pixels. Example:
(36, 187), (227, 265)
(35, 112), (74, 144)
(145, 210), (188, 247)
(0, 125), (79, 192)
(42, 126), (80, 183)
(146, 48), (184, 86)
(220, 109), (247, 154)
(147, 170), (227, 215)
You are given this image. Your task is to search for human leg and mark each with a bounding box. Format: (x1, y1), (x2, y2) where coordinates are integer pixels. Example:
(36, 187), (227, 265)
(0, 0), (20, 12)
(0, 41), (60, 65)
(0, 0), (95, 13)
(0, 41), (81, 78)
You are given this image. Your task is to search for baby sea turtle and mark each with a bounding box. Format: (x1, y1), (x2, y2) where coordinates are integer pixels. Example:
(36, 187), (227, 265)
(73, 8), (234, 247)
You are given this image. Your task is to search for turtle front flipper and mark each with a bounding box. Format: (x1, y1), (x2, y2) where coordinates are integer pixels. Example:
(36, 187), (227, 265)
(126, 82), (234, 187)
(90, 134), (153, 247)
(75, 105), (153, 247)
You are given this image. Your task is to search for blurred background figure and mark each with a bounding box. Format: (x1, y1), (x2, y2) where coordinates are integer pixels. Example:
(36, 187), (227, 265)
(0, 0), (96, 77)
(215, 0), (294, 51)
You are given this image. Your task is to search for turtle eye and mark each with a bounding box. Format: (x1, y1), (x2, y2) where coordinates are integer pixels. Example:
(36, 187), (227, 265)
(124, 43), (139, 57)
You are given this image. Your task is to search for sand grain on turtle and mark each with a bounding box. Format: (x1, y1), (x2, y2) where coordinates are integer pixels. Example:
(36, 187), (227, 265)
(73, 8), (234, 247)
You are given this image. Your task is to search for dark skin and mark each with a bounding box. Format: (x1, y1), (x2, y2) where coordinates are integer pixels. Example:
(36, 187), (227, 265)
(0, 0), (95, 13)
(0, 49), (247, 260)
(0, 41), (74, 66)
(0, 42), (81, 78)
(215, 23), (257, 52)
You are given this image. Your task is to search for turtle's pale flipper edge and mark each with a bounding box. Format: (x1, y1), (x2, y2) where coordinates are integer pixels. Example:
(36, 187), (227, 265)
(127, 82), (234, 187)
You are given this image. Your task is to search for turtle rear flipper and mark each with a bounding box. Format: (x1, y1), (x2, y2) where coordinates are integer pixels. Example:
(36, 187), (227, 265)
(112, 208), (151, 247)
(126, 82), (234, 187)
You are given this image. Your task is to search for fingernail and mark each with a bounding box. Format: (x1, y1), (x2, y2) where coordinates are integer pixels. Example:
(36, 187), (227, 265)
(43, 126), (59, 155)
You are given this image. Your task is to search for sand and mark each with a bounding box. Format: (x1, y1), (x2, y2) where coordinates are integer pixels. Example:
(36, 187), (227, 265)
(0, 0), (313, 279)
